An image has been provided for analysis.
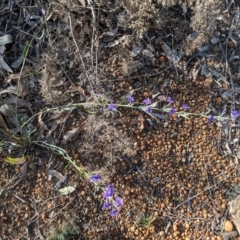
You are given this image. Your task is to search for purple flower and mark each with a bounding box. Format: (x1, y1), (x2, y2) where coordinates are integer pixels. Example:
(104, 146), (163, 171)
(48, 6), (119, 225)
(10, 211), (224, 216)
(168, 107), (175, 115)
(208, 115), (214, 123)
(115, 197), (123, 207)
(108, 103), (116, 111)
(110, 209), (119, 217)
(41, 8), (46, 15)
(145, 107), (152, 113)
(231, 110), (240, 118)
(143, 98), (152, 105)
(182, 104), (189, 110)
(166, 97), (174, 103)
(89, 174), (102, 183)
(103, 185), (114, 199)
(127, 95), (134, 104)
(103, 201), (112, 209)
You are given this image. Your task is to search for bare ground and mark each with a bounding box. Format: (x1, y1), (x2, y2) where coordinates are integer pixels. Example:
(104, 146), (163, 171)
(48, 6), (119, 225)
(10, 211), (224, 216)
(1, 0), (240, 239)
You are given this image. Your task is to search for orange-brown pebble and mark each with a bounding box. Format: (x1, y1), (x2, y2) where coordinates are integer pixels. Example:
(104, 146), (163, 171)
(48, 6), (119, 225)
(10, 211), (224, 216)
(134, 229), (139, 235)
(224, 220), (234, 232)
(143, 92), (149, 97)
(159, 231), (164, 236)
(228, 40), (235, 48)
(173, 224), (178, 231)
(185, 223), (190, 229)
(130, 225), (135, 232)
(203, 211), (208, 219)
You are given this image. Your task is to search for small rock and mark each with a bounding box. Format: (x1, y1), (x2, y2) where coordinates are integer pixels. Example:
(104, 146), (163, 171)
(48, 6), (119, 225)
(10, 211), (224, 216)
(224, 220), (234, 232)
(130, 225), (135, 232)
(134, 229), (139, 235)
(159, 231), (164, 237)
(173, 224), (177, 231)
(185, 223), (190, 229)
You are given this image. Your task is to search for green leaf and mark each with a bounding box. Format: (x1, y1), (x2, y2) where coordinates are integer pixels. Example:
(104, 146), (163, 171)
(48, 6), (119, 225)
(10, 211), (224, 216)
(5, 156), (26, 165)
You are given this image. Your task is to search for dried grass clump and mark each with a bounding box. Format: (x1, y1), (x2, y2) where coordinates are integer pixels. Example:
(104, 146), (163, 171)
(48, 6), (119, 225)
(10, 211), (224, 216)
(182, 0), (223, 55)
(46, 220), (80, 240)
(79, 113), (135, 173)
(97, 0), (225, 55)
(117, 0), (161, 38)
(153, 0), (224, 55)
(39, 51), (65, 104)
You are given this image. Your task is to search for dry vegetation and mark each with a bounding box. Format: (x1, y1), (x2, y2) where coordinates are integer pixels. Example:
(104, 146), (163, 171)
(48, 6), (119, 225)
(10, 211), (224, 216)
(1, 0), (240, 239)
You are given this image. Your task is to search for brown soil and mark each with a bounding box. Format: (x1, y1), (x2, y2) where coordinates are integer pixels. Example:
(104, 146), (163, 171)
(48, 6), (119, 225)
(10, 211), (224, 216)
(1, 1), (240, 240)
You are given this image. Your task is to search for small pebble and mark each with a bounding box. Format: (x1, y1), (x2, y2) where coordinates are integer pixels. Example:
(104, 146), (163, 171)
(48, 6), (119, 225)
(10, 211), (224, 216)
(134, 229), (139, 235)
(130, 225), (135, 232)
(224, 220), (233, 232)
(173, 224), (177, 231)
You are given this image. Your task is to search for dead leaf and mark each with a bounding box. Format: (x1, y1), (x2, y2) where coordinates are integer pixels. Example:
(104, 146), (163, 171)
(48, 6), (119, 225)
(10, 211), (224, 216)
(5, 73), (19, 83)
(212, 208), (224, 220)
(11, 55), (23, 68)
(0, 114), (9, 130)
(138, 113), (145, 133)
(48, 169), (66, 182)
(0, 55), (13, 73)
(151, 113), (167, 120)
(38, 112), (49, 131)
(58, 185), (76, 195)
(130, 45), (142, 57)
(142, 49), (154, 58)
(0, 104), (15, 118)
(51, 110), (71, 124)
(102, 27), (118, 37)
(61, 127), (80, 144)
(78, 0), (86, 7)
(50, 76), (65, 87)
(77, 86), (87, 99)
(0, 34), (13, 45)
(0, 46), (5, 54)
(161, 42), (172, 60)
(5, 96), (32, 110)
(21, 164), (28, 181)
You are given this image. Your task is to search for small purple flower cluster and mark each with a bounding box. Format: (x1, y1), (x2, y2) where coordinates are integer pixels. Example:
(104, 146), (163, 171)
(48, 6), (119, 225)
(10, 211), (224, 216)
(208, 114), (214, 123)
(108, 96), (191, 116)
(209, 110), (240, 123)
(127, 95), (134, 104)
(166, 98), (190, 115)
(231, 110), (240, 118)
(107, 95), (239, 123)
(166, 97), (174, 103)
(89, 174), (102, 183)
(89, 176), (123, 216)
(169, 107), (175, 115)
(182, 104), (190, 110)
(143, 98), (153, 113)
(102, 185), (123, 217)
(108, 103), (117, 111)
(143, 98), (152, 105)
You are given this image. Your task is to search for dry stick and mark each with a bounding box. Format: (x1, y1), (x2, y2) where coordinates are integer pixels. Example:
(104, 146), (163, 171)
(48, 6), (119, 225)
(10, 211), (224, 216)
(59, 62), (75, 86)
(96, 7), (100, 85)
(87, 0), (100, 91)
(225, 19), (235, 109)
(86, 0), (97, 69)
(175, 176), (229, 210)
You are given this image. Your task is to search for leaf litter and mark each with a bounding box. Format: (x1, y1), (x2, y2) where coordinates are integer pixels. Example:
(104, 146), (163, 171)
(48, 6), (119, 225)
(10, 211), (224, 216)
(1, 0), (240, 239)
